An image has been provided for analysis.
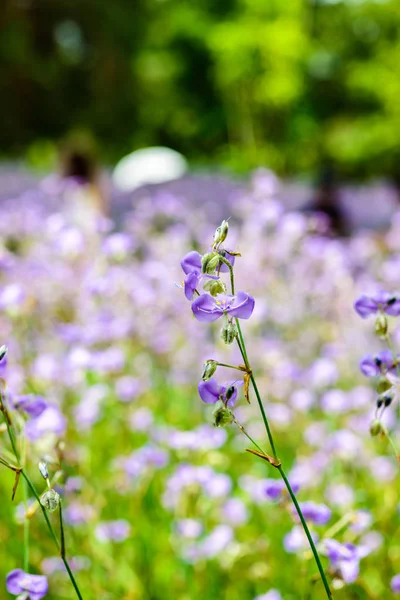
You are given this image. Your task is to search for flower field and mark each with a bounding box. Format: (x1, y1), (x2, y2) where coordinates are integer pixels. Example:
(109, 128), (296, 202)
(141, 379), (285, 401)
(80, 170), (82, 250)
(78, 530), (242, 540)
(0, 170), (399, 600)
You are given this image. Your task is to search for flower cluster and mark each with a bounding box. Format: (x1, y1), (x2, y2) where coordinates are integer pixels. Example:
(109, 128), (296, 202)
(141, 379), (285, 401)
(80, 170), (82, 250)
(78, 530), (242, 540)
(354, 290), (400, 434)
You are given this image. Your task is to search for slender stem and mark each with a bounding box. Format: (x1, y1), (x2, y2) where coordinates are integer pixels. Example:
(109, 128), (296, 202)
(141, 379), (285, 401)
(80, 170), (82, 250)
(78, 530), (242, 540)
(278, 465), (332, 599)
(236, 324), (332, 598)
(21, 470), (60, 550)
(236, 327), (278, 460)
(21, 434), (30, 572)
(383, 428), (400, 466)
(0, 392), (83, 599)
(232, 415), (265, 454)
(59, 503), (83, 600)
(217, 362), (245, 371)
(323, 512), (355, 540)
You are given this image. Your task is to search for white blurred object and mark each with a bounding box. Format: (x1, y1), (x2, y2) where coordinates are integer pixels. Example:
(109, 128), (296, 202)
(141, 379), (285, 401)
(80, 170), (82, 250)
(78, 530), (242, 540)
(113, 147), (188, 192)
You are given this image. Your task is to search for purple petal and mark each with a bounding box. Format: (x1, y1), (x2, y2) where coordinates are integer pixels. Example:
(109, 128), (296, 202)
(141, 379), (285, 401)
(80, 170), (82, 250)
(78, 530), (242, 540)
(184, 272), (199, 301)
(227, 291), (255, 320)
(340, 559), (359, 584)
(191, 294), (223, 322)
(391, 574), (400, 593)
(385, 297), (400, 316)
(6, 569), (24, 594)
(14, 395), (48, 418)
(359, 356), (380, 377)
(198, 379), (221, 404)
(354, 295), (378, 318)
(181, 251), (202, 275)
(6, 570), (48, 600)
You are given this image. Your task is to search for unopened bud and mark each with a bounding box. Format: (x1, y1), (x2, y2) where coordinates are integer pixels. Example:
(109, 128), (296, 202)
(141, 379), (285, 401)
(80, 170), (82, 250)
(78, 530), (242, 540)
(40, 489), (60, 512)
(377, 377), (392, 395)
(201, 252), (220, 274)
(0, 345), (7, 362)
(377, 389), (394, 408)
(204, 279), (226, 297)
(220, 322), (237, 345)
(375, 314), (388, 338)
(213, 220), (229, 247)
(213, 405), (234, 427)
(370, 419), (382, 437)
(38, 461), (49, 481)
(202, 360), (218, 381)
(225, 385), (235, 401)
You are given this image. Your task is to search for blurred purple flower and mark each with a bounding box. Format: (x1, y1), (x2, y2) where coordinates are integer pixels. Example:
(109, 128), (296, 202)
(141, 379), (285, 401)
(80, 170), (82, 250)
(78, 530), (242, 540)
(254, 591), (282, 600)
(41, 556), (91, 575)
(116, 376), (141, 402)
(176, 519), (203, 539)
(391, 574), (400, 594)
(284, 526), (319, 553)
(296, 501), (332, 525)
(354, 291), (400, 318)
(192, 292), (255, 322)
(323, 539), (361, 584)
(6, 569), (48, 600)
(14, 394), (48, 418)
(95, 520), (131, 543)
(198, 378), (242, 406)
(25, 406), (66, 441)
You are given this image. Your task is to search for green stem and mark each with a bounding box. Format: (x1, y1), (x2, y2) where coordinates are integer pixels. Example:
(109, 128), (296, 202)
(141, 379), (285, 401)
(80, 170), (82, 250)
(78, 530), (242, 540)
(217, 362), (245, 371)
(236, 325), (332, 598)
(21, 435), (30, 572)
(59, 503), (83, 600)
(278, 465), (333, 599)
(0, 392), (83, 599)
(232, 416), (265, 454)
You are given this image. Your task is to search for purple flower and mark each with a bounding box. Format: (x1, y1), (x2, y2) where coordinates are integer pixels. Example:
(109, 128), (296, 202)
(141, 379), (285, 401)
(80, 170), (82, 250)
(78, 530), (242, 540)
(180, 251), (219, 301)
(14, 394), (48, 418)
(198, 378), (242, 406)
(354, 291), (400, 318)
(0, 347), (7, 377)
(181, 251), (202, 275)
(296, 501), (332, 525)
(25, 406), (66, 441)
(391, 574), (400, 594)
(359, 350), (398, 377)
(6, 569), (48, 600)
(95, 520), (131, 543)
(324, 539), (361, 584)
(254, 591), (282, 600)
(192, 292), (255, 322)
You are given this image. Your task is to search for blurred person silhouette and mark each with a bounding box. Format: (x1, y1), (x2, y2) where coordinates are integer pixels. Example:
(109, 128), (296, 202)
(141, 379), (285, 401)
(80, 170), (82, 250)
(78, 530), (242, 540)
(303, 164), (349, 236)
(59, 135), (109, 230)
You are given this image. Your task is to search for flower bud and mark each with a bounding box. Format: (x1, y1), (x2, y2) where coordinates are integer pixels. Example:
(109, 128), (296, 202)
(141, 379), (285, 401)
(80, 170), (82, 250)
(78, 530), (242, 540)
(213, 405), (234, 427)
(213, 220), (229, 247)
(370, 419), (382, 437)
(203, 279), (226, 297)
(377, 377), (392, 395)
(40, 489), (60, 512)
(377, 389), (394, 408)
(201, 360), (218, 381)
(38, 461), (49, 481)
(220, 322), (237, 345)
(201, 252), (220, 274)
(0, 345), (7, 362)
(375, 314), (388, 338)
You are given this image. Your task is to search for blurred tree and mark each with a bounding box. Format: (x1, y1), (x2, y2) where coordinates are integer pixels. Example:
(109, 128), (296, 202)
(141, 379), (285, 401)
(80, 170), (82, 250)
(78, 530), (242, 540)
(1, 0), (400, 180)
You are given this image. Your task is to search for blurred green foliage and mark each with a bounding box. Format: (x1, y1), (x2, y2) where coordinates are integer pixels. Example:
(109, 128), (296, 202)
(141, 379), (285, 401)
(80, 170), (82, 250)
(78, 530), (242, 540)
(2, 0), (400, 177)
